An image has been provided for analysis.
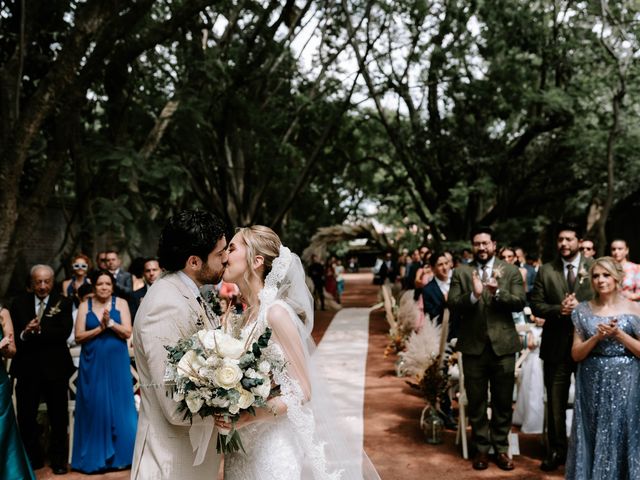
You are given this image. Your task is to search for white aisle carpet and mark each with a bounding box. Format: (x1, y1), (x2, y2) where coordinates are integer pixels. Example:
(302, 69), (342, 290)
(315, 307), (371, 462)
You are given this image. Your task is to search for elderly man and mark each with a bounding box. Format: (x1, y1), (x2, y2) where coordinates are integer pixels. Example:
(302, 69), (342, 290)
(10, 265), (74, 474)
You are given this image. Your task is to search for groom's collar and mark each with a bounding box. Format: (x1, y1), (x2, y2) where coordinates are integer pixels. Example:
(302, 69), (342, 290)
(177, 270), (200, 298)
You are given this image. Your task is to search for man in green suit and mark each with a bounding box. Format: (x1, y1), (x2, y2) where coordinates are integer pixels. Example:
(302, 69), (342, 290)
(530, 223), (594, 471)
(449, 226), (526, 471)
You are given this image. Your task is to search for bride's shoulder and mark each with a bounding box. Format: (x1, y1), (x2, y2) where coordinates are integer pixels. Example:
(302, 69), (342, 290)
(265, 301), (296, 329)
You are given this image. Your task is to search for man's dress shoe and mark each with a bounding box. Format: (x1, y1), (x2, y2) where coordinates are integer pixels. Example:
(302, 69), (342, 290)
(495, 452), (515, 471)
(472, 452), (490, 470)
(540, 451), (565, 471)
(51, 465), (68, 475)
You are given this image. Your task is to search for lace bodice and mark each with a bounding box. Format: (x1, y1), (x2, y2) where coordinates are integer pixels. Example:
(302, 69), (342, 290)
(572, 302), (640, 356)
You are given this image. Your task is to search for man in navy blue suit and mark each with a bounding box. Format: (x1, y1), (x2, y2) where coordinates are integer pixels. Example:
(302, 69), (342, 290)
(423, 251), (459, 340)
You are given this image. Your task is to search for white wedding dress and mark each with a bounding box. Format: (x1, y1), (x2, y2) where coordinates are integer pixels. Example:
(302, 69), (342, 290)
(224, 248), (379, 480)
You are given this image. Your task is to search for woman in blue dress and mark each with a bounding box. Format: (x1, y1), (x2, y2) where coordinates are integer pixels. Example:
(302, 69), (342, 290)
(0, 306), (35, 480)
(71, 270), (137, 473)
(567, 256), (640, 479)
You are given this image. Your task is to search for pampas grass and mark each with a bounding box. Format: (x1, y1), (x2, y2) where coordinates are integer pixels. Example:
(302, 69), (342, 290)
(399, 316), (442, 381)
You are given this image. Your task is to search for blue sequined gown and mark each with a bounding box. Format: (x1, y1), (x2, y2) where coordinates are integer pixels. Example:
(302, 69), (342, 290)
(0, 319), (35, 480)
(566, 302), (640, 479)
(71, 297), (137, 473)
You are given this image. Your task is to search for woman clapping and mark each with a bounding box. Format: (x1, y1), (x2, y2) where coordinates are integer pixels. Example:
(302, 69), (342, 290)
(71, 271), (137, 473)
(567, 257), (640, 479)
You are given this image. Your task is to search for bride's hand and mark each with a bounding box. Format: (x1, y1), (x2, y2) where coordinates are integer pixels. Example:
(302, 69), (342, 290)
(214, 414), (233, 432)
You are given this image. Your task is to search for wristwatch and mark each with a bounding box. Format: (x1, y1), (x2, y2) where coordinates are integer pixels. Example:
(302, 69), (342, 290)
(493, 288), (500, 300)
(107, 319), (115, 329)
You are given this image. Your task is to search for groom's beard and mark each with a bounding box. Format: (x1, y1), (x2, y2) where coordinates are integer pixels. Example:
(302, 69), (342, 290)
(196, 263), (225, 285)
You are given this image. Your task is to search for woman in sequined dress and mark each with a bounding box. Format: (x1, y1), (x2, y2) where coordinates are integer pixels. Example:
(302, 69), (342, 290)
(566, 257), (640, 479)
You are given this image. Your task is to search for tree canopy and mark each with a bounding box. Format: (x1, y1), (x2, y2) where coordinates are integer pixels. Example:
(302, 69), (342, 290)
(1, 0), (640, 294)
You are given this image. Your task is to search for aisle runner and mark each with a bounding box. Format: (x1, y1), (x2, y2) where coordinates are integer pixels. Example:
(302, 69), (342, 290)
(315, 307), (371, 469)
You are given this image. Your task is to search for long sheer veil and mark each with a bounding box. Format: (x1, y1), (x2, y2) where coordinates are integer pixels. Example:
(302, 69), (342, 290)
(259, 246), (380, 480)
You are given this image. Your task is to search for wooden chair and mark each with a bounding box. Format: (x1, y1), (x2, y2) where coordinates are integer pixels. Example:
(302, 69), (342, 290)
(455, 352), (469, 459)
(455, 348), (529, 460)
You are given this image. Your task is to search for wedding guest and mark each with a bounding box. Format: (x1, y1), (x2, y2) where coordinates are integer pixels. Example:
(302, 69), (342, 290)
(106, 249), (133, 299)
(512, 317), (545, 434)
(71, 270), (137, 473)
(308, 255), (325, 310)
(566, 257), (640, 479)
(449, 226), (526, 471)
(325, 257), (338, 300)
(67, 283), (94, 351)
(414, 249), (434, 290)
(422, 251), (459, 340)
(0, 305), (35, 479)
(130, 258), (162, 320)
(128, 257), (147, 292)
(10, 265), (74, 474)
(61, 254), (92, 305)
(499, 247), (528, 284)
(530, 223), (594, 472)
(579, 239), (596, 259)
(95, 251), (108, 272)
(378, 251), (398, 285)
(610, 239), (640, 301)
(335, 259), (345, 303)
(403, 249), (422, 290)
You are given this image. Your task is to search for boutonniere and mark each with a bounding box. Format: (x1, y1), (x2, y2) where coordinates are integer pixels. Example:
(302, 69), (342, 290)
(577, 265), (589, 285)
(492, 265), (505, 280)
(45, 300), (62, 317)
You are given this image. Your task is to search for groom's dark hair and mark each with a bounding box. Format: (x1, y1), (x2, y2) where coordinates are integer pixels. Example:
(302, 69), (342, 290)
(158, 210), (227, 272)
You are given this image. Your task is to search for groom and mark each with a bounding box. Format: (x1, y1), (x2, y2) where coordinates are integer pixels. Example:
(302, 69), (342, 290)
(131, 210), (228, 479)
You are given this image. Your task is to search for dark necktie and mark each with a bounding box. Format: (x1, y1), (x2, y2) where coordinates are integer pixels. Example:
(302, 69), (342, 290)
(567, 264), (576, 292)
(481, 265), (489, 284)
(37, 300), (46, 320)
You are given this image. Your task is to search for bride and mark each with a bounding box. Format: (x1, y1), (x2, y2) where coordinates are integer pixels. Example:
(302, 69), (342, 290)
(215, 226), (379, 480)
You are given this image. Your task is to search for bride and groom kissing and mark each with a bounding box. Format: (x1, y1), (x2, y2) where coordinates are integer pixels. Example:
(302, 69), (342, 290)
(131, 210), (378, 480)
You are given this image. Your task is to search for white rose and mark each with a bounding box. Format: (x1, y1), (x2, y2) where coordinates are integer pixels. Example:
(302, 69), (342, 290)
(173, 390), (185, 402)
(236, 388), (255, 410)
(213, 361), (243, 389)
(207, 396), (230, 408)
(214, 331), (246, 359)
(251, 382), (271, 400)
(229, 403), (240, 415)
(258, 360), (271, 374)
(177, 351), (207, 383)
(198, 330), (217, 350)
(185, 391), (204, 413)
(206, 355), (221, 367)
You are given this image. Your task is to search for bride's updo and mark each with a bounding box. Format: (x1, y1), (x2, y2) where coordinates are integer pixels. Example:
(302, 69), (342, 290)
(235, 225), (281, 285)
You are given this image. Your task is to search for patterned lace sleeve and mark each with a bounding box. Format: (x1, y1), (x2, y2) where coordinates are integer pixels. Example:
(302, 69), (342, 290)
(572, 302), (588, 340)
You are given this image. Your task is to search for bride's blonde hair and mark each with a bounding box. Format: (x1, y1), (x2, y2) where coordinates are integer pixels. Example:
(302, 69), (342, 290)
(235, 225), (281, 291)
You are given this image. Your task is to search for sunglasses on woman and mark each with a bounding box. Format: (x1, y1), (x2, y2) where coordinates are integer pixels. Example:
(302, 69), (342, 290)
(73, 263), (88, 270)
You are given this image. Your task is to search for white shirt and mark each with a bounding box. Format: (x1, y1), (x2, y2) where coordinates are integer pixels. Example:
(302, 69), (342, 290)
(177, 271), (201, 298)
(562, 254), (581, 280)
(34, 295), (49, 314)
(471, 256), (496, 303)
(435, 276), (450, 296)
(477, 256), (496, 280)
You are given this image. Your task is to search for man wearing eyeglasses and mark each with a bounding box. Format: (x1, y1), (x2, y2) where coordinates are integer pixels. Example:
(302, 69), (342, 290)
(579, 239), (596, 259)
(449, 226), (526, 471)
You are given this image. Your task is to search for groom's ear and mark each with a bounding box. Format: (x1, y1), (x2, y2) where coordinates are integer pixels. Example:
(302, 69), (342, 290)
(185, 255), (202, 271)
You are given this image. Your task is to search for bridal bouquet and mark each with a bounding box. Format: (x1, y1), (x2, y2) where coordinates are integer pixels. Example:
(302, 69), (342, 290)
(164, 325), (285, 453)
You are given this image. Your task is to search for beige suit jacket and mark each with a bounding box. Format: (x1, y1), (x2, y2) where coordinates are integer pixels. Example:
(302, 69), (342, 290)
(131, 273), (221, 479)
